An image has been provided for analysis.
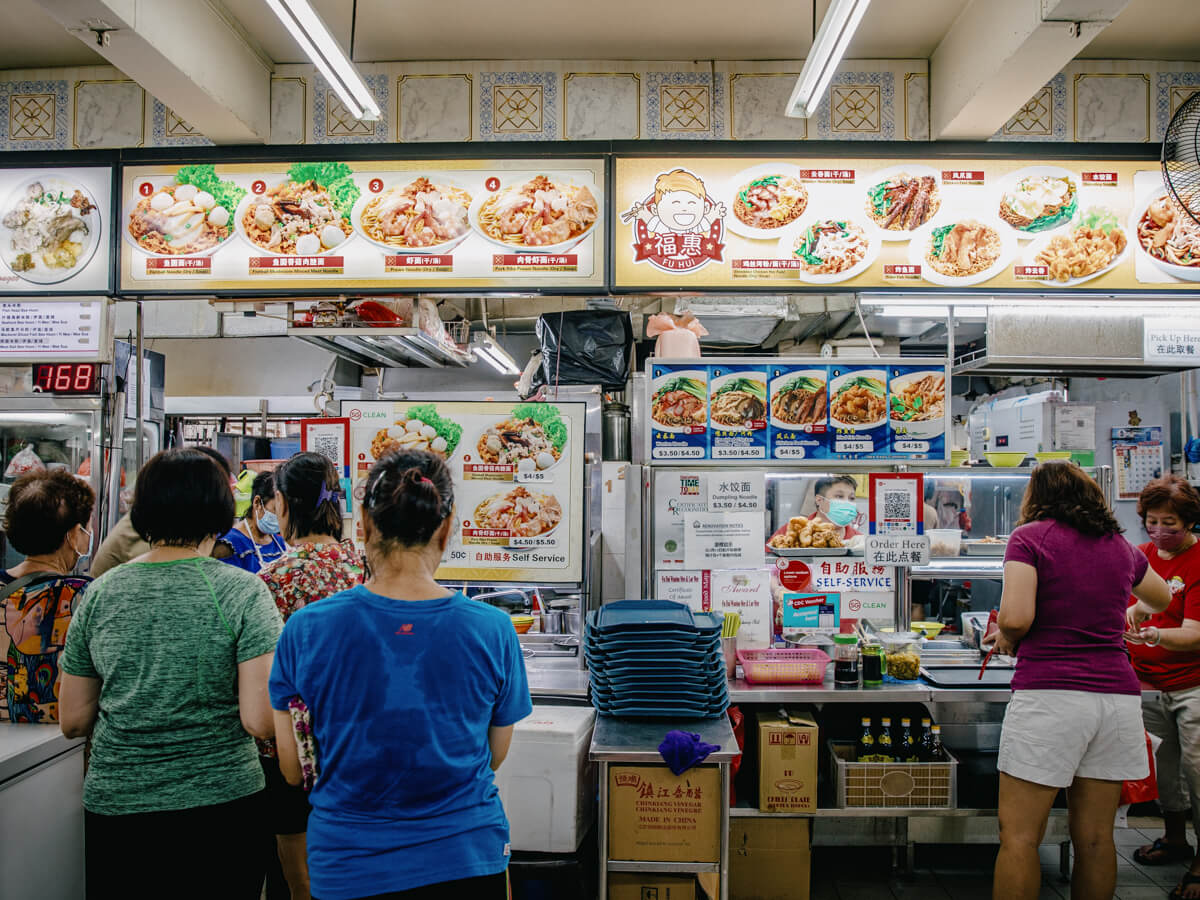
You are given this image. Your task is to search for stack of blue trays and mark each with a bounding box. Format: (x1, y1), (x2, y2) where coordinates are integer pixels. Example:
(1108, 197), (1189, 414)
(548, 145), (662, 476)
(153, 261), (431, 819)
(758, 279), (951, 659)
(585, 599), (729, 719)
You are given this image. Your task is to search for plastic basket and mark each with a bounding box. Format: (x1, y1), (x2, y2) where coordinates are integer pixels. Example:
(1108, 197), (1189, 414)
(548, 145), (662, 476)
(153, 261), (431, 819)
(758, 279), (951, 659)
(829, 741), (957, 809)
(736, 648), (830, 685)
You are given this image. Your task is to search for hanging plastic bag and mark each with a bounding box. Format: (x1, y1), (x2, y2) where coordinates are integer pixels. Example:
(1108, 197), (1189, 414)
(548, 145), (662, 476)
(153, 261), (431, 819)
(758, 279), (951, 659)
(646, 312), (708, 359)
(4, 444), (45, 479)
(533, 310), (633, 391)
(728, 705), (745, 805)
(1120, 731), (1161, 807)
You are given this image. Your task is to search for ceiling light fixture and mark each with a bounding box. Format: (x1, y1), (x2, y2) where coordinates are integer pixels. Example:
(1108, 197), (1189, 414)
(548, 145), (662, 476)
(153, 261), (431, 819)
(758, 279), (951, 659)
(785, 0), (872, 118)
(470, 338), (521, 376)
(264, 0), (380, 120)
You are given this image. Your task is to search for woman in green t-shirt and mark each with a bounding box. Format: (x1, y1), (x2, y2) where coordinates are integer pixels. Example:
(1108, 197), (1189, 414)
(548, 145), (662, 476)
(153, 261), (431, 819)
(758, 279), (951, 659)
(60, 448), (283, 899)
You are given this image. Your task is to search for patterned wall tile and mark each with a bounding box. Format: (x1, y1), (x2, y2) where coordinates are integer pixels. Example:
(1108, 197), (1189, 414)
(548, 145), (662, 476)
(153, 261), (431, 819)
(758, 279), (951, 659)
(1074, 73), (1150, 142)
(729, 74), (806, 140)
(992, 74), (1068, 142)
(904, 73), (929, 141)
(149, 99), (213, 147)
(398, 74), (472, 142)
(1157, 72), (1200, 141)
(313, 73), (389, 144)
(270, 77), (306, 144)
(74, 80), (143, 148)
(813, 72), (893, 140)
(564, 73), (639, 140)
(479, 71), (558, 141)
(644, 72), (725, 140)
(0, 80), (69, 149)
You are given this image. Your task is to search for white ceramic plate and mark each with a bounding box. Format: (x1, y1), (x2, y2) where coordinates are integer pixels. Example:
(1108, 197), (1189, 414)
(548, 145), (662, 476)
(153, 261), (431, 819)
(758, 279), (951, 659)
(467, 176), (601, 255)
(122, 174), (243, 260)
(0, 175), (101, 284)
(860, 164), (942, 241)
(828, 368), (888, 432)
(768, 368), (828, 430)
(350, 176), (474, 256)
(1021, 217), (1129, 287)
(724, 163), (808, 241)
(1127, 187), (1200, 282)
(887, 370), (946, 440)
(994, 165), (1079, 241)
(234, 181), (356, 257)
(907, 210), (1017, 287)
(775, 213), (880, 284)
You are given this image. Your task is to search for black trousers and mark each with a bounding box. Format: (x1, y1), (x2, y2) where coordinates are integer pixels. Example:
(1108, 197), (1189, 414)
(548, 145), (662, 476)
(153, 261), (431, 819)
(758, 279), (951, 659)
(314, 870), (509, 900)
(85, 791), (266, 900)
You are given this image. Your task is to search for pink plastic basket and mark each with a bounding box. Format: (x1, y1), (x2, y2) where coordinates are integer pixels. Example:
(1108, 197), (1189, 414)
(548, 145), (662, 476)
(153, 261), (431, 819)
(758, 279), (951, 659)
(737, 648), (831, 685)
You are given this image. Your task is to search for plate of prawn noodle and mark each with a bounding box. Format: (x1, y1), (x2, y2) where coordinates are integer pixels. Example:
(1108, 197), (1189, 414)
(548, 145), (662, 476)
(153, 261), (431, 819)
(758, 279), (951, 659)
(469, 174), (600, 254)
(235, 162), (359, 256)
(888, 370), (946, 440)
(828, 370), (887, 432)
(1024, 206), (1128, 286)
(726, 164), (808, 240)
(769, 370), (828, 429)
(352, 176), (472, 255)
(1130, 189), (1200, 282)
(909, 212), (1015, 287)
(650, 372), (708, 431)
(778, 214), (879, 284)
(472, 486), (564, 540)
(709, 373), (768, 430)
(864, 165), (941, 240)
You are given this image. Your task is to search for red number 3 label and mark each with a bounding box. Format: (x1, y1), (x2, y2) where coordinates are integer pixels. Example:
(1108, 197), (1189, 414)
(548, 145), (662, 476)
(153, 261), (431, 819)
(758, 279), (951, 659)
(369, 179), (383, 193)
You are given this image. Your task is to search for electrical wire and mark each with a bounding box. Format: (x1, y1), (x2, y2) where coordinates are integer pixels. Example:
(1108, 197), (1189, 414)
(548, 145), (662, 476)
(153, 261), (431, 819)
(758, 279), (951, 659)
(854, 296), (882, 358)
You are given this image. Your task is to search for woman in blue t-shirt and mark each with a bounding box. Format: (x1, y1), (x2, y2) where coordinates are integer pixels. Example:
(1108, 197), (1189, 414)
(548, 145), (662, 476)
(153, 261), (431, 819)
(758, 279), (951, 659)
(269, 450), (531, 900)
(215, 470), (287, 573)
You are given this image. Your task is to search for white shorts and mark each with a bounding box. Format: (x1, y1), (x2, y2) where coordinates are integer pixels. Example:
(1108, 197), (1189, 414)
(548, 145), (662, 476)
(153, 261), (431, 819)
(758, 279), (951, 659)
(998, 690), (1148, 788)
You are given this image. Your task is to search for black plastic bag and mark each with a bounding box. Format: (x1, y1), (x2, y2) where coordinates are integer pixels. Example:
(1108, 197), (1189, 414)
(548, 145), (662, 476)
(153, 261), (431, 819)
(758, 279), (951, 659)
(534, 310), (633, 390)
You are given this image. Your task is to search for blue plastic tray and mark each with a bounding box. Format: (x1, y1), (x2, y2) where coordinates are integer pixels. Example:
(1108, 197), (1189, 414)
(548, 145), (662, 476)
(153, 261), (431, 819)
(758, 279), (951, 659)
(591, 600), (696, 631)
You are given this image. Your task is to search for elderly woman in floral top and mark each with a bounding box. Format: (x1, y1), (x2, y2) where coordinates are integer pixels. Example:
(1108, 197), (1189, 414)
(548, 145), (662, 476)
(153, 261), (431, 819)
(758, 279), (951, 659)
(258, 452), (362, 900)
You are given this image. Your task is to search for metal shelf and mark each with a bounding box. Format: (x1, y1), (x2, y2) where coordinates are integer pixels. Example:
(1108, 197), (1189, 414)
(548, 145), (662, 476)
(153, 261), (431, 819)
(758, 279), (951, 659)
(607, 861), (721, 874)
(287, 326), (472, 369)
(730, 805), (1001, 819)
(910, 558), (1004, 580)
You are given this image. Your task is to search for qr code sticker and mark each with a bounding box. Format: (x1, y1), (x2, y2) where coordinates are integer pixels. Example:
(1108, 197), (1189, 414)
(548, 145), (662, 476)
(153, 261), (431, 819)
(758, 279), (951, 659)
(883, 490), (911, 521)
(311, 433), (341, 466)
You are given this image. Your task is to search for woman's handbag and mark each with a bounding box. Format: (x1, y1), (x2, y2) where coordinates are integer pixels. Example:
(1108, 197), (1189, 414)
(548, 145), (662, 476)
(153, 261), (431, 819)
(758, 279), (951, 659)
(287, 697), (319, 792)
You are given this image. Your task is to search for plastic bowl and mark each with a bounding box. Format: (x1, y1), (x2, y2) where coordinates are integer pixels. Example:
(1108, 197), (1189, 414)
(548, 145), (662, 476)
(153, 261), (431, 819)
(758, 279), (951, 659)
(912, 621), (946, 638)
(510, 615), (534, 634)
(950, 449), (970, 467)
(985, 451), (1028, 468)
(928, 528), (962, 557)
(1035, 451), (1072, 463)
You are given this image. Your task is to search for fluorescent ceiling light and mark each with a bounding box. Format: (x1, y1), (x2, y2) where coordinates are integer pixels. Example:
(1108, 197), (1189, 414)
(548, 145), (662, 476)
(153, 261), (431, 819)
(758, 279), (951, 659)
(786, 0), (872, 118)
(265, 0), (380, 121)
(471, 338), (521, 376)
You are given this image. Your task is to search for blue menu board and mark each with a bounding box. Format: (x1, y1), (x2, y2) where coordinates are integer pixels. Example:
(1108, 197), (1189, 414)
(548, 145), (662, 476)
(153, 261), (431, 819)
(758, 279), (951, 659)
(648, 359), (947, 463)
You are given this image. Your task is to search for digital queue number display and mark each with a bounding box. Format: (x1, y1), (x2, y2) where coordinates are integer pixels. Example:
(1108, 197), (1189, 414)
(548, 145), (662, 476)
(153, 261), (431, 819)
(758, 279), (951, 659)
(32, 362), (100, 395)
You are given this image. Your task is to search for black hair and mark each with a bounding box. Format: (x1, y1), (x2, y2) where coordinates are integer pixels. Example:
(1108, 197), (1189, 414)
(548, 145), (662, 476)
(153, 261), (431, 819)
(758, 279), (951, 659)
(274, 451), (343, 542)
(246, 470), (275, 519)
(814, 475), (857, 498)
(2, 469), (95, 556)
(130, 448), (235, 546)
(363, 450), (454, 548)
(191, 445), (232, 477)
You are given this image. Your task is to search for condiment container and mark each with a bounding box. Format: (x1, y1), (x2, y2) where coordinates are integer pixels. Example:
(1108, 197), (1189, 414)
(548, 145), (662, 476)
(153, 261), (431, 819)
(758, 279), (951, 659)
(880, 632), (921, 682)
(721, 636), (738, 680)
(833, 634), (860, 687)
(928, 529), (962, 557)
(861, 643), (884, 686)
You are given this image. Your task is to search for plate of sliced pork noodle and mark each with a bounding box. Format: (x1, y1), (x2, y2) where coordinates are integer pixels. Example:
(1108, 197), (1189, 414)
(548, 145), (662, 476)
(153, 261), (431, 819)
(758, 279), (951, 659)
(770, 370), (828, 429)
(1023, 206), (1128, 286)
(909, 211), (1016, 286)
(469, 174), (600, 254)
(726, 164), (809, 240)
(1129, 188), (1200, 282)
(352, 175), (473, 255)
(863, 165), (942, 240)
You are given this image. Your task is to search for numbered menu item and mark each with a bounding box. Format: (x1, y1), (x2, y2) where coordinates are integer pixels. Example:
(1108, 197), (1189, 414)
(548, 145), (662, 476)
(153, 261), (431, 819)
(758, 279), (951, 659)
(345, 400), (585, 583)
(649, 366), (708, 459)
(708, 366), (768, 460)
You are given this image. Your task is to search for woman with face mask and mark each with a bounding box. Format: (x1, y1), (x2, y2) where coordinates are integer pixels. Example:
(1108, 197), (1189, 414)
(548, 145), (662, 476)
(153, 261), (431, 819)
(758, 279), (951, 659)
(0, 469), (94, 723)
(1125, 475), (1200, 899)
(215, 470), (287, 574)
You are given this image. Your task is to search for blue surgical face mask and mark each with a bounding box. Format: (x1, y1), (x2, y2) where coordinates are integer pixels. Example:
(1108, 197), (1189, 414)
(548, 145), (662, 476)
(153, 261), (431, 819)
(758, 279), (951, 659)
(826, 499), (858, 527)
(256, 506), (281, 536)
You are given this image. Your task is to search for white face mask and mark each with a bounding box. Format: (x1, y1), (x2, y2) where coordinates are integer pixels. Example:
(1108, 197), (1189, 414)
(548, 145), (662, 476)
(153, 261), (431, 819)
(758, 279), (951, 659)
(75, 525), (93, 563)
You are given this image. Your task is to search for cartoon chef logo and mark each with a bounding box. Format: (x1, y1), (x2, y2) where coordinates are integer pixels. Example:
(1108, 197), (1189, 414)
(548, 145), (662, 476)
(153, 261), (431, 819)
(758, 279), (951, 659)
(622, 168), (726, 273)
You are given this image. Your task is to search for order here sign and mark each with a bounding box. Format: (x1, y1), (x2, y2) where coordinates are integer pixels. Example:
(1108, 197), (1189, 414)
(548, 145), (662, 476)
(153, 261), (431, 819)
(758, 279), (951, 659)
(866, 473), (928, 567)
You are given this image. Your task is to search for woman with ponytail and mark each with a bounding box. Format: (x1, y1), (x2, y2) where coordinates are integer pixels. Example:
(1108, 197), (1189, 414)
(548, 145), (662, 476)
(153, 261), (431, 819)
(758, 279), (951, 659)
(268, 450), (529, 900)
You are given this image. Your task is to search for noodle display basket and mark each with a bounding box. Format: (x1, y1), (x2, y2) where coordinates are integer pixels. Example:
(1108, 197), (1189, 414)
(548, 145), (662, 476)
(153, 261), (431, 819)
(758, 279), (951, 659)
(737, 648), (830, 685)
(829, 741), (957, 809)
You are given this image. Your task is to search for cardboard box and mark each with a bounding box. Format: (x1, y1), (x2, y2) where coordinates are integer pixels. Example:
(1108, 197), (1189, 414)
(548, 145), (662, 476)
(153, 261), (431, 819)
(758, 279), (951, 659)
(609, 873), (697, 900)
(608, 765), (721, 863)
(730, 818), (811, 900)
(757, 709), (819, 812)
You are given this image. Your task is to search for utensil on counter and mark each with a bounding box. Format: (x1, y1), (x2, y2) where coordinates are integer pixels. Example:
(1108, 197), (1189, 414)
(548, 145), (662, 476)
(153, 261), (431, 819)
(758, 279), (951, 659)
(978, 609), (1000, 680)
(722, 611), (741, 639)
(721, 612), (742, 679)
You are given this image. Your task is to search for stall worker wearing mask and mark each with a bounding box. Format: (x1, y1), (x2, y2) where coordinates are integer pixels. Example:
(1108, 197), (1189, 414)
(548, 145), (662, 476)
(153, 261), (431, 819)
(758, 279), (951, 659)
(0, 469), (94, 723)
(768, 475), (862, 547)
(215, 471), (288, 574)
(1125, 476), (1200, 900)
(269, 450), (530, 900)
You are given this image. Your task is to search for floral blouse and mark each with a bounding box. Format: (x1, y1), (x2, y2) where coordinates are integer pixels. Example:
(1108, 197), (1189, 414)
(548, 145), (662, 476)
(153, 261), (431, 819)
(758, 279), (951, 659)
(257, 540), (362, 760)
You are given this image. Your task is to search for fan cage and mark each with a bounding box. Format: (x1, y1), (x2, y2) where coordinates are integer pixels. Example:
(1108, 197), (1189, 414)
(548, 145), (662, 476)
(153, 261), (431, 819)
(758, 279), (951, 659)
(1162, 91), (1200, 227)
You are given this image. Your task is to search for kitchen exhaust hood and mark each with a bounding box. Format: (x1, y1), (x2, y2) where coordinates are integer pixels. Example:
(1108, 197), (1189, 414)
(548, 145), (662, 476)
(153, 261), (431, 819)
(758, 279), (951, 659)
(953, 305), (1200, 378)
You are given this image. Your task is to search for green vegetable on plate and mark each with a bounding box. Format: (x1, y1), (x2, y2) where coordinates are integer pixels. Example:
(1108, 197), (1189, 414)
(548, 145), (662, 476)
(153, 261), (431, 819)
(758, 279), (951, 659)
(404, 404), (462, 455)
(510, 403), (569, 451)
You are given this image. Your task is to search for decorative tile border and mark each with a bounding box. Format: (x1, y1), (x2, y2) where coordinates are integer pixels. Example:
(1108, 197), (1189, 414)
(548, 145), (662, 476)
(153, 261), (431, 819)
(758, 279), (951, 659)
(0, 80), (69, 149)
(479, 71), (558, 141)
(312, 73), (389, 144)
(992, 73), (1068, 142)
(813, 71), (894, 140)
(149, 98), (213, 147)
(644, 72), (725, 140)
(1157, 72), (1200, 141)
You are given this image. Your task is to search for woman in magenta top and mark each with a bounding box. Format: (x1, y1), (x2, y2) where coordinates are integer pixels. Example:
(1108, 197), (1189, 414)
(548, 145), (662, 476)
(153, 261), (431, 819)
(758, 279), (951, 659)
(990, 461), (1170, 900)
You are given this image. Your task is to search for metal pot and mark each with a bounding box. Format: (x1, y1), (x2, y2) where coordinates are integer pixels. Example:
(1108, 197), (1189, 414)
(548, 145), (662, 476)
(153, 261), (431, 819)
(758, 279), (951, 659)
(602, 402), (631, 461)
(564, 608), (582, 634)
(539, 609), (565, 634)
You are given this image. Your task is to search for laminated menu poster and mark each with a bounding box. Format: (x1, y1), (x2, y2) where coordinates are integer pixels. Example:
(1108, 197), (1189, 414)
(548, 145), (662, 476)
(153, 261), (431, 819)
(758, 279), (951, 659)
(648, 358), (948, 464)
(120, 160), (603, 291)
(344, 400), (586, 584)
(615, 156), (1200, 291)
(0, 166), (113, 294)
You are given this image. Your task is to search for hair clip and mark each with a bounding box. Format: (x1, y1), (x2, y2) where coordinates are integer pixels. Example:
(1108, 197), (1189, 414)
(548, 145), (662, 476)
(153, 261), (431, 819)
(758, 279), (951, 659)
(317, 484), (343, 507)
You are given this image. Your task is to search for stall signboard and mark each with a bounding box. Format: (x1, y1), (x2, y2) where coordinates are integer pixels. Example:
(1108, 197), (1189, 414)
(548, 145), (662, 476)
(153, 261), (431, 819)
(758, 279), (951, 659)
(344, 400), (586, 584)
(120, 159), (604, 292)
(1144, 318), (1200, 365)
(0, 166), (113, 294)
(0, 299), (109, 361)
(648, 358), (948, 464)
(614, 157), (1197, 291)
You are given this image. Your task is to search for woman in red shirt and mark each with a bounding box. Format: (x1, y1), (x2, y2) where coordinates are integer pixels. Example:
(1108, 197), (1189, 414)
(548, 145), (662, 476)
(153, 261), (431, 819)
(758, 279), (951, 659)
(1127, 475), (1200, 900)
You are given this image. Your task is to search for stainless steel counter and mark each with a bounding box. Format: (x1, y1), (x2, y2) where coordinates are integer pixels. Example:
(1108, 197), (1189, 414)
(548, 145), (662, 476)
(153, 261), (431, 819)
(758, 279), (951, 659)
(0, 723), (83, 783)
(728, 677), (935, 704)
(526, 664), (589, 699)
(590, 714), (738, 763)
